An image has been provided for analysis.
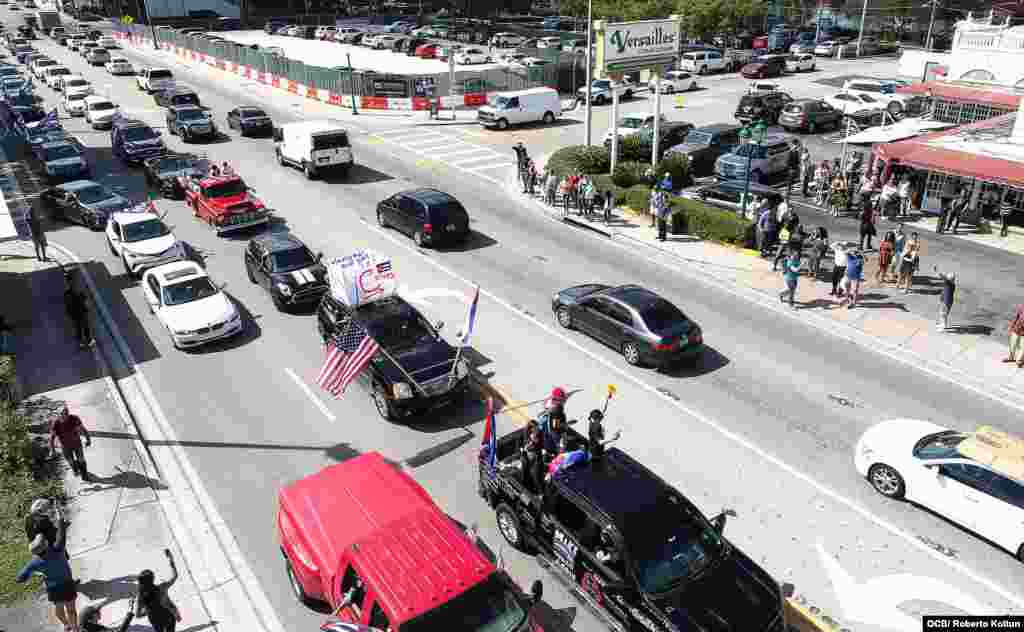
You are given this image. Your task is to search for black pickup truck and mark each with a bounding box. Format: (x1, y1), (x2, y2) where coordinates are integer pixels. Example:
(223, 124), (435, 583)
(479, 426), (785, 632)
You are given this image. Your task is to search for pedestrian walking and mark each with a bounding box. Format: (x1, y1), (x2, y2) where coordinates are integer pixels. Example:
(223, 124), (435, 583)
(779, 250), (801, 308)
(64, 276), (92, 348)
(830, 241), (849, 297)
(525, 159), (538, 196)
(656, 195), (671, 241)
(981, 187), (999, 221)
(50, 404), (92, 481)
(28, 206), (47, 262)
(898, 174), (912, 217)
(1000, 189), (1016, 238)
(758, 203), (778, 257)
(937, 177), (957, 233)
(603, 190), (613, 224)
(859, 204), (877, 250)
(897, 232), (921, 293)
(876, 231), (895, 283)
(774, 224), (805, 272)
(16, 501), (79, 632)
(136, 549), (182, 632)
(890, 223), (906, 280)
(513, 142), (527, 187)
(814, 161), (830, 205)
(1005, 304), (1024, 367)
(840, 249), (864, 308)
(800, 148), (814, 197)
(934, 266), (956, 331)
(544, 171), (558, 206)
(829, 173), (848, 217)
(585, 178), (599, 217)
(947, 186), (970, 233)
(807, 227), (829, 281)
(560, 176), (573, 217)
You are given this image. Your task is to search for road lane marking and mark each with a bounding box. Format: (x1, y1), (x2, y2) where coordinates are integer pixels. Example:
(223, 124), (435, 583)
(283, 367), (337, 422)
(466, 162), (512, 172)
(432, 147), (495, 159)
(448, 154), (503, 166)
(359, 218), (1024, 611)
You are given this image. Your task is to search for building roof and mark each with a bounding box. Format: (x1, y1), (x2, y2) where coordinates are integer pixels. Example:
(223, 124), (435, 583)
(897, 81), (1023, 110)
(876, 111), (1024, 186)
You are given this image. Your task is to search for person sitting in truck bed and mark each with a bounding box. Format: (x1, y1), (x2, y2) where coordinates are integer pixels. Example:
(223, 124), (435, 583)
(521, 426), (545, 495)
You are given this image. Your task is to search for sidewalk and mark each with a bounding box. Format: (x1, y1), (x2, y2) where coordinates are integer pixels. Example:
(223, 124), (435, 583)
(0, 246), (216, 632)
(514, 168), (1024, 412)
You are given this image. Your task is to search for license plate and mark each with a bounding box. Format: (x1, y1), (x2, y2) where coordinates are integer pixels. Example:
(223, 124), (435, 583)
(317, 157), (329, 163)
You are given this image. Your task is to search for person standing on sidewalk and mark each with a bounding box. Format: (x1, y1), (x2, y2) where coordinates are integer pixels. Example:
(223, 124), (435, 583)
(830, 241), (849, 297)
(64, 277), (93, 349)
(28, 206), (48, 262)
(934, 266), (956, 332)
(603, 190), (614, 224)
(514, 142), (527, 189)
(981, 187), (999, 221)
(807, 227), (829, 281)
(898, 174), (912, 217)
(947, 186), (970, 234)
(16, 501), (79, 632)
(656, 194), (671, 242)
(136, 549), (182, 632)
(50, 405), (92, 482)
(859, 203), (877, 250)
(890, 223), (906, 281)
(876, 231), (895, 283)
(937, 177), (957, 234)
(779, 250), (801, 308)
(1005, 304), (1024, 367)
(1001, 189), (1016, 238)
(545, 170), (558, 207)
(800, 145), (813, 197)
(898, 232), (922, 293)
(841, 249), (865, 309)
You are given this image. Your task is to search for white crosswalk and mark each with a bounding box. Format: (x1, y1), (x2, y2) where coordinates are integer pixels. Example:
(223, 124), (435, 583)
(370, 127), (514, 182)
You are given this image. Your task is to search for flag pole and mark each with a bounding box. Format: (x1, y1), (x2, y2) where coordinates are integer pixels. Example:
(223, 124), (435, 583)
(448, 343), (465, 387)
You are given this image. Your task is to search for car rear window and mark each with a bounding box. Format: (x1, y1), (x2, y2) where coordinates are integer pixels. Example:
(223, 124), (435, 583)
(640, 299), (688, 334)
(149, 69), (173, 79)
(173, 94), (199, 105)
(312, 132), (349, 150)
(783, 104), (804, 114)
(739, 96), (763, 108)
(427, 201), (468, 224)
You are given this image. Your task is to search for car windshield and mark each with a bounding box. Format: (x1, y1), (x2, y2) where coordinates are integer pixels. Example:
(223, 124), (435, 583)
(156, 157), (194, 174)
(270, 248), (315, 272)
(90, 101), (115, 111)
(74, 185), (115, 205)
(176, 109), (207, 121)
(123, 126), (157, 142)
(162, 277), (217, 306)
(640, 299), (689, 334)
(403, 574), (526, 632)
(593, 80), (610, 90)
(620, 117), (646, 129)
(204, 179), (247, 198)
(65, 79), (87, 88)
(43, 144), (80, 161)
(360, 301), (436, 351)
(123, 218), (170, 242)
(913, 430), (968, 460)
(684, 131), (712, 145)
(630, 519), (727, 594)
(240, 109), (266, 119)
(149, 70), (172, 79)
(857, 94), (878, 103)
(49, 68), (70, 76)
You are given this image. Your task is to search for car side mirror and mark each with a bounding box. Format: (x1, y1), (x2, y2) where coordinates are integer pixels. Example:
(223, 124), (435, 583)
(711, 508), (737, 533)
(530, 580), (543, 604)
(316, 251), (323, 262)
(434, 320), (444, 331)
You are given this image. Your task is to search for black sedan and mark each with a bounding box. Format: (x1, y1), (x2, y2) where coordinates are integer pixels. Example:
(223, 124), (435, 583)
(142, 154), (208, 199)
(552, 284), (704, 367)
(243, 233), (328, 311)
(39, 180), (131, 229)
(225, 106), (272, 137)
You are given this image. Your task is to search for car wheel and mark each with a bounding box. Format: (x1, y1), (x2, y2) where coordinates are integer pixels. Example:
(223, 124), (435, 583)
(556, 306), (573, 329)
(542, 111), (554, 124)
(1017, 543), (1024, 564)
(303, 161), (316, 180)
(377, 210), (388, 228)
(811, 63), (816, 71)
(691, 82), (698, 91)
(413, 230), (426, 248)
(595, 94), (606, 105)
(622, 341), (641, 366)
(284, 558), (315, 607)
(887, 101), (902, 116)
(699, 65), (707, 75)
(276, 149), (285, 166)
(868, 463), (906, 499)
(496, 118), (509, 130)
(665, 85), (674, 94)
(372, 384), (397, 421)
(496, 503), (526, 551)
(121, 255), (133, 277)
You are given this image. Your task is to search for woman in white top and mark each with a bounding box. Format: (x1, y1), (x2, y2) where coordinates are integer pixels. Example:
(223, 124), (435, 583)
(897, 175), (912, 216)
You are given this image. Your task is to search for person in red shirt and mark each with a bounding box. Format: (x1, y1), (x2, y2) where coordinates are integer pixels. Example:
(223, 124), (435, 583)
(1006, 304), (1024, 368)
(50, 405), (92, 482)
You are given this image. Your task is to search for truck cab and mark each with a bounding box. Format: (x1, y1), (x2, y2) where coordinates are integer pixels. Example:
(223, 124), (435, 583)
(183, 173), (270, 235)
(278, 452), (543, 631)
(274, 120), (354, 180)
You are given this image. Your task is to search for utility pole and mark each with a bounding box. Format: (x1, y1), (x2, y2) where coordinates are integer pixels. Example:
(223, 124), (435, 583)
(583, 0), (593, 146)
(925, 0), (938, 50)
(855, 0), (869, 57)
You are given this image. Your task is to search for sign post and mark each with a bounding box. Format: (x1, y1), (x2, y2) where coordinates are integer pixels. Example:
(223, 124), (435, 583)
(609, 71), (619, 174)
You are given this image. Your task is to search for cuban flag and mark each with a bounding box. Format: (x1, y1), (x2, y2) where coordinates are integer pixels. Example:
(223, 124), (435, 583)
(459, 285), (480, 346)
(481, 397), (496, 475)
(41, 108), (59, 130)
(547, 449), (590, 478)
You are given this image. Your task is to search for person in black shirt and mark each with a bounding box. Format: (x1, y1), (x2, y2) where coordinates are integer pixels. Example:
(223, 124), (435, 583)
(64, 276), (92, 348)
(587, 409), (620, 459)
(81, 599), (135, 632)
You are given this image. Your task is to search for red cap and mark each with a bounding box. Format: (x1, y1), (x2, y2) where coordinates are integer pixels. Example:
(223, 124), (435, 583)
(550, 387), (567, 402)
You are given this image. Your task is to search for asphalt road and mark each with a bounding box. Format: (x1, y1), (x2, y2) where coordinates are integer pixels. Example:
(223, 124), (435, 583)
(9, 19), (1024, 632)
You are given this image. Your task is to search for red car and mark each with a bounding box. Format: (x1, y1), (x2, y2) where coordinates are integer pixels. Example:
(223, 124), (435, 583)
(415, 43), (440, 58)
(278, 452), (545, 631)
(740, 55), (786, 79)
(181, 173), (270, 235)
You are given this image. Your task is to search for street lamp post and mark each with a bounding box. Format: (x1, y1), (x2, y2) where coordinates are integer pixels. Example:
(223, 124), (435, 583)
(925, 0), (939, 50)
(583, 0), (593, 145)
(738, 120), (768, 218)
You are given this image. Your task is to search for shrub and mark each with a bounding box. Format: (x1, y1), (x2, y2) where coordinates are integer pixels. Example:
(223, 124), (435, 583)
(612, 161), (648, 188)
(0, 355), (14, 404)
(0, 403), (33, 477)
(618, 134), (647, 162)
(670, 210), (688, 235)
(669, 197), (754, 246)
(625, 185), (652, 212)
(545, 145), (610, 178)
(656, 153), (689, 190)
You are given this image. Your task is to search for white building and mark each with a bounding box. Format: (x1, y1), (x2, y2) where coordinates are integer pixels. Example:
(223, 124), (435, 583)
(900, 12), (1024, 87)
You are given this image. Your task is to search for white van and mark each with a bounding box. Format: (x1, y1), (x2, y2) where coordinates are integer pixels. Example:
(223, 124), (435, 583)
(477, 87), (561, 130)
(274, 120), (354, 180)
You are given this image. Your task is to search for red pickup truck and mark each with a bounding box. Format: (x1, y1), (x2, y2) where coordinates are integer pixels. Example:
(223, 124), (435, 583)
(278, 452), (545, 632)
(182, 173), (269, 235)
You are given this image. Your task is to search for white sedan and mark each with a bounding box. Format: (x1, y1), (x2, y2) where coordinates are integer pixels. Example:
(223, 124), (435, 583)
(105, 210), (186, 277)
(855, 420), (1024, 560)
(648, 70), (698, 94)
(142, 261), (244, 350)
(374, 34), (399, 49)
(63, 93), (87, 116)
(824, 91), (885, 117)
(456, 47), (490, 65)
(536, 36), (562, 48)
(786, 53), (815, 72)
(105, 57), (134, 75)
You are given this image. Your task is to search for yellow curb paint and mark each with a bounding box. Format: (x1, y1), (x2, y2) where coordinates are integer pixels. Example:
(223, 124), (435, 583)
(784, 598), (838, 632)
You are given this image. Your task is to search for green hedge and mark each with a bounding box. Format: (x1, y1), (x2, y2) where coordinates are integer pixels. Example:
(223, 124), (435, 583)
(545, 145), (611, 178)
(655, 154), (689, 190)
(625, 185), (652, 212)
(612, 161), (649, 188)
(0, 355), (14, 405)
(669, 197), (755, 246)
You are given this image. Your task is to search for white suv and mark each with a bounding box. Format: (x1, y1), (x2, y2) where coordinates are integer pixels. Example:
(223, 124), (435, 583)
(83, 95), (118, 129)
(842, 79), (911, 115)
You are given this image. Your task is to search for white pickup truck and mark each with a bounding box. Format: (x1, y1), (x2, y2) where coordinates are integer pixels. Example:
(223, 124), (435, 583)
(135, 67), (175, 94)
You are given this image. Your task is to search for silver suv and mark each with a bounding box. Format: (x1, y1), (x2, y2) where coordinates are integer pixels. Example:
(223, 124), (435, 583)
(714, 134), (794, 183)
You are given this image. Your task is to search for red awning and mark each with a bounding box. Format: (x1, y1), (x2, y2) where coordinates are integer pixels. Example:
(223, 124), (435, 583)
(897, 81), (1024, 110)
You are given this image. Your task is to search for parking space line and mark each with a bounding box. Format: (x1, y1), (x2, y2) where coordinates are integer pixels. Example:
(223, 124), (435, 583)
(433, 147), (496, 159)
(374, 128), (425, 136)
(410, 141), (465, 152)
(448, 153), (504, 166)
(283, 368), (337, 422)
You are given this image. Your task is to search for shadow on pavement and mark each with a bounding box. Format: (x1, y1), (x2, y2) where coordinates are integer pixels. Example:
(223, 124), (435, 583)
(82, 465), (167, 491)
(80, 260), (162, 366)
(403, 391), (488, 434)
(321, 163), (392, 185)
(437, 227), (498, 253)
(89, 429), (358, 457)
(659, 345), (730, 379)
(947, 324), (994, 336)
(403, 431), (475, 469)
(76, 575), (137, 606)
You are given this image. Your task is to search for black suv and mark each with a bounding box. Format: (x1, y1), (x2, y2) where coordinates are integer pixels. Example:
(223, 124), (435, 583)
(154, 87), (201, 109)
(734, 91), (792, 124)
(376, 188), (471, 248)
(316, 294), (469, 420)
(604, 121), (694, 163)
(245, 234), (328, 311)
(165, 105), (217, 142)
(480, 425), (785, 632)
(664, 123), (743, 177)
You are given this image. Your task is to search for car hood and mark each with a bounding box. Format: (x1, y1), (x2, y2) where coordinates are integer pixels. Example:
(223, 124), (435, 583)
(66, 87), (91, 96)
(84, 197), (130, 214)
(655, 549), (781, 632)
(91, 110), (116, 120)
(559, 283), (610, 302)
(126, 138), (164, 150)
(377, 339), (457, 384)
(178, 117), (212, 127)
(161, 293), (235, 330)
(858, 419), (948, 458)
(121, 233), (177, 256)
(667, 142), (709, 156)
(205, 192), (259, 211)
(270, 265), (327, 290)
(46, 157), (85, 168)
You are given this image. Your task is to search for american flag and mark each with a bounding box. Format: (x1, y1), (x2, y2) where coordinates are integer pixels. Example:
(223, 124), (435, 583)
(316, 321), (379, 398)
(376, 260), (391, 274)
